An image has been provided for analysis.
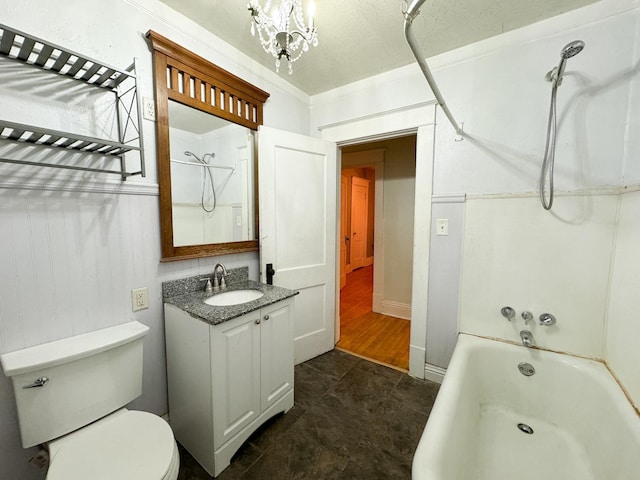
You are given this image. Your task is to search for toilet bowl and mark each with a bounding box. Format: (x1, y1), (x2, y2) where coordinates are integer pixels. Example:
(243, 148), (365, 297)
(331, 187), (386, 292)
(1, 321), (179, 480)
(46, 409), (179, 480)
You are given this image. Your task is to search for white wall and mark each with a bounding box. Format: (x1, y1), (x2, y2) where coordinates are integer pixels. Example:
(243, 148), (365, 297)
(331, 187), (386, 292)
(312, 0), (640, 390)
(606, 6), (640, 411)
(0, 0), (311, 478)
(380, 138), (417, 306)
(431, 8), (636, 195)
(426, 197), (464, 368)
(606, 190), (640, 411)
(459, 194), (617, 358)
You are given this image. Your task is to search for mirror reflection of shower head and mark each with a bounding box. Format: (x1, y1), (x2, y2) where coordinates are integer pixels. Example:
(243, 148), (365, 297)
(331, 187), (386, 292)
(546, 40), (585, 87)
(184, 151), (215, 162)
(183, 151), (217, 212)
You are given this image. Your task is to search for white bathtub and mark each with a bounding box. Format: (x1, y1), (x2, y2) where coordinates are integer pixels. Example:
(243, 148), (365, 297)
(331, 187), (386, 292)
(412, 333), (640, 480)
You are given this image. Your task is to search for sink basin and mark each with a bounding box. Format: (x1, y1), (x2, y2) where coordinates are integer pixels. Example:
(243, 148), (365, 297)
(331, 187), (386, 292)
(204, 289), (264, 307)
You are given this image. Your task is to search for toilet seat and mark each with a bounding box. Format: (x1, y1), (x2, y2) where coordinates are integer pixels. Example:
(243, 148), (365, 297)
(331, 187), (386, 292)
(46, 409), (179, 480)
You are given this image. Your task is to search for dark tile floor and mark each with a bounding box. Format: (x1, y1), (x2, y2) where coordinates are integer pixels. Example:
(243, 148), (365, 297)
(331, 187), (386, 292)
(177, 350), (440, 480)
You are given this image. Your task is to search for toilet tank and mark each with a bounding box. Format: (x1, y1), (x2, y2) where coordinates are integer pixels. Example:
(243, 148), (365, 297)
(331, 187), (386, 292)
(0, 321), (149, 448)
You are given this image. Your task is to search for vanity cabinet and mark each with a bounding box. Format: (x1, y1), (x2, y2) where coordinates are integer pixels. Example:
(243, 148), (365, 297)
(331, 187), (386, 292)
(164, 298), (294, 477)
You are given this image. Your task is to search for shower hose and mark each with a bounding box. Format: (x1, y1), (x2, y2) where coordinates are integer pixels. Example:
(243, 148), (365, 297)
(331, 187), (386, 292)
(540, 83), (559, 210)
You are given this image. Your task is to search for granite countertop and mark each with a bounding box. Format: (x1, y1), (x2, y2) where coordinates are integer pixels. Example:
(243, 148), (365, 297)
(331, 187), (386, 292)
(162, 268), (297, 325)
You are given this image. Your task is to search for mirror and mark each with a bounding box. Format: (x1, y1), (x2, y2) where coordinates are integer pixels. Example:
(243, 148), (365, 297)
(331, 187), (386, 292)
(169, 101), (255, 247)
(147, 30), (269, 261)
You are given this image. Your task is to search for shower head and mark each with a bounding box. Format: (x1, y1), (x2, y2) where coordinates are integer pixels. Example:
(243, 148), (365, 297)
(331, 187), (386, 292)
(547, 40), (585, 87)
(561, 40), (585, 59)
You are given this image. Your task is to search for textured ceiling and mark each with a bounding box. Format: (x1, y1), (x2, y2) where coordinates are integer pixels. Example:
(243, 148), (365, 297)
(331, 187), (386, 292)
(158, 0), (599, 95)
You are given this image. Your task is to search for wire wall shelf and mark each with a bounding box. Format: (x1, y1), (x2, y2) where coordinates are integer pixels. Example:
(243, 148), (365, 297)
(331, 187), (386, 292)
(0, 23), (146, 180)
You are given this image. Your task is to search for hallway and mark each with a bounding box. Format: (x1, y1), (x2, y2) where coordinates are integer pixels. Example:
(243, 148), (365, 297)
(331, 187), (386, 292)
(337, 265), (410, 370)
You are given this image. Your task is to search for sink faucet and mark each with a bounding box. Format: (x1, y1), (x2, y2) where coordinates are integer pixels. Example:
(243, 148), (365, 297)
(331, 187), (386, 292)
(213, 263), (228, 291)
(520, 330), (534, 348)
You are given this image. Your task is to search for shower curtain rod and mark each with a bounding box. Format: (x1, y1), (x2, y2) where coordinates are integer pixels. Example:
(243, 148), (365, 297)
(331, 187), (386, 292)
(170, 158), (235, 173)
(403, 0), (464, 139)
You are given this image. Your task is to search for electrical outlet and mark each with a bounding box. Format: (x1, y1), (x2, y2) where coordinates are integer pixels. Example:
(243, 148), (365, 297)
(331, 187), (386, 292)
(131, 287), (149, 312)
(142, 97), (156, 121)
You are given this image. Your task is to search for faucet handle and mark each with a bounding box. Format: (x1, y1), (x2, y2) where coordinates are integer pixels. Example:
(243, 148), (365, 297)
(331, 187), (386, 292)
(200, 278), (213, 294)
(521, 311), (533, 324)
(539, 313), (556, 326)
(501, 306), (515, 321)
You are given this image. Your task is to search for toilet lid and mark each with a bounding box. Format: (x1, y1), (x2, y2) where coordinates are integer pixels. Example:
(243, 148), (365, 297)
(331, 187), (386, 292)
(47, 410), (177, 480)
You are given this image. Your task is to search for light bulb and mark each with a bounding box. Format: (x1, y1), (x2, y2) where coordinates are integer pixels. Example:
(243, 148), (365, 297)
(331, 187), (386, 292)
(288, 62), (293, 75)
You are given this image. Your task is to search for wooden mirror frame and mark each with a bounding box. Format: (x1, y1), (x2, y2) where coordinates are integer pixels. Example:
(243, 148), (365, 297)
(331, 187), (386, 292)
(146, 31), (270, 261)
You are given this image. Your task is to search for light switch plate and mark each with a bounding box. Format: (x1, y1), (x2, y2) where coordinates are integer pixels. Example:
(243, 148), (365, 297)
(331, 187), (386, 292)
(436, 218), (449, 236)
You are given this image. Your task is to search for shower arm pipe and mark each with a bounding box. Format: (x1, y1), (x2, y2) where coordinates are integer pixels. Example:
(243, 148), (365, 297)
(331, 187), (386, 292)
(170, 158), (235, 172)
(403, 0), (463, 139)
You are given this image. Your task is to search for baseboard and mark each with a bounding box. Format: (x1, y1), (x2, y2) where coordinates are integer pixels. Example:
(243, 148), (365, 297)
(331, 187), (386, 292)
(379, 300), (411, 320)
(424, 363), (446, 384)
(363, 256), (374, 266)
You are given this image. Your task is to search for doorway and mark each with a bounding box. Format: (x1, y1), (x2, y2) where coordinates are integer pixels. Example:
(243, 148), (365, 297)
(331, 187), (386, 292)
(336, 136), (416, 371)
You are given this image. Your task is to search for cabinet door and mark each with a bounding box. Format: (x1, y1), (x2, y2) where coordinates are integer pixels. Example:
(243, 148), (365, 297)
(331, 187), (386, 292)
(211, 311), (261, 449)
(260, 298), (294, 411)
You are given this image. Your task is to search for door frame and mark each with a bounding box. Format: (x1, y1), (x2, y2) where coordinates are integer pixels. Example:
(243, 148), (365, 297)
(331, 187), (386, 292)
(319, 103), (437, 379)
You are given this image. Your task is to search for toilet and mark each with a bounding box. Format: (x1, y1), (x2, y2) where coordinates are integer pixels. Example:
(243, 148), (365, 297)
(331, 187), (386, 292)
(0, 321), (179, 480)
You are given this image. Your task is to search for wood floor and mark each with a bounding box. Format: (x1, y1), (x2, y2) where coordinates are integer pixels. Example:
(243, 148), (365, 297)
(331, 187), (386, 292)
(337, 265), (410, 371)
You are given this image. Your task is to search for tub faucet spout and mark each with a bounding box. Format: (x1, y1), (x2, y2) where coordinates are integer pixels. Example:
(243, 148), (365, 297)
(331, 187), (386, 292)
(520, 330), (534, 347)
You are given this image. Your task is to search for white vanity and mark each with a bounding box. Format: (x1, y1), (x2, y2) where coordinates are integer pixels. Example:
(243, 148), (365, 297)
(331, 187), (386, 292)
(162, 269), (296, 477)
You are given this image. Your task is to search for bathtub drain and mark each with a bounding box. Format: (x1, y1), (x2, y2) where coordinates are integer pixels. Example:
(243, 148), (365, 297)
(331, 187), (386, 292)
(517, 423), (534, 434)
(518, 362), (535, 376)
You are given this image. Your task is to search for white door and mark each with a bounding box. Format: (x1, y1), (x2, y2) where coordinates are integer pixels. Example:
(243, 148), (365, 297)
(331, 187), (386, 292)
(350, 176), (369, 269)
(258, 126), (338, 365)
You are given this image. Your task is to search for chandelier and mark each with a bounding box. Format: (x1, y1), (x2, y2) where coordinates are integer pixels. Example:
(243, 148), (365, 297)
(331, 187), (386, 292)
(247, 0), (318, 75)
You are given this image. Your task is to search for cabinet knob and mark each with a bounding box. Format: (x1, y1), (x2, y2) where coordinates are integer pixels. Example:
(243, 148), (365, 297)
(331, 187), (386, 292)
(255, 319), (261, 325)
(263, 315), (270, 321)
